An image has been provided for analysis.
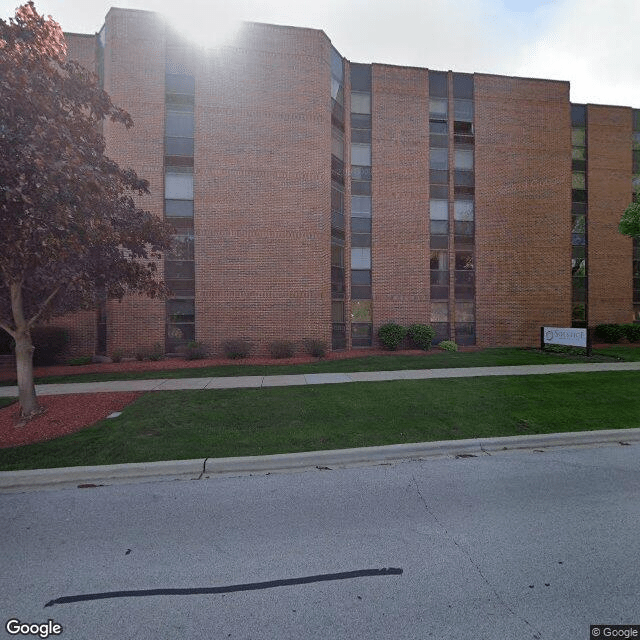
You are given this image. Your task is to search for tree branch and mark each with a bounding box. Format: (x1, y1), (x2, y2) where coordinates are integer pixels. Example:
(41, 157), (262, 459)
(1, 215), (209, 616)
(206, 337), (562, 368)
(27, 284), (62, 329)
(0, 321), (16, 340)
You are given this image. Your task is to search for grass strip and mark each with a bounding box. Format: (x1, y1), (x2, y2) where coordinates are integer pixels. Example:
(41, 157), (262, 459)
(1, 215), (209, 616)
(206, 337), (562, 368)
(0, 347), (629, 386)
(1, 370), (639, 471)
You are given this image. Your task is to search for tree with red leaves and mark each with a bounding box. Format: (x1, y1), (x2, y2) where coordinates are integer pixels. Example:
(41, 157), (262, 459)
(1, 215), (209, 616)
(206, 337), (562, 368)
(0, 3), (172, 421)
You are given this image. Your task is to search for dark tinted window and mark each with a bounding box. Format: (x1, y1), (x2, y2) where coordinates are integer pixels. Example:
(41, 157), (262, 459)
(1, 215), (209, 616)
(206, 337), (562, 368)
(351, 217), (371, 233)
(452, 73), (474, 99)
(429, 71), (448, 97)
(430, 185), (449, 199)
(351, 113), (372, 129)
(165, 200), (194, 217)
(350, 64), (371, 91)
(352, 181), (372, 196)
(571, 104), (587, 126)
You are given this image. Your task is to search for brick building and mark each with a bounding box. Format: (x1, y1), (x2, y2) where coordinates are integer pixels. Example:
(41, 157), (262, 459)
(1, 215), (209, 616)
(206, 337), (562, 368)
(60, 7), (640, 356)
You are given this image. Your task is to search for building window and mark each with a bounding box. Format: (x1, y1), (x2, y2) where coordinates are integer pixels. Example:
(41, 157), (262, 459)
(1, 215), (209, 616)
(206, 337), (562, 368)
(430, 199), (448, 220)
(430, 148), (448, 171)
(351, 92), (371, 114)
(454, 99), (473, 122)
(352, 195), (372, 217)
(351, 143), (372, 166)
(165, 171), (193, 200)
(430, 250), (448, 271)
(351, 247), (371, 269)
(454, 200), (474, 221)
(165, 73), (195, 95)
(454, 149), (474, 171)
(429, 98), (448, 119)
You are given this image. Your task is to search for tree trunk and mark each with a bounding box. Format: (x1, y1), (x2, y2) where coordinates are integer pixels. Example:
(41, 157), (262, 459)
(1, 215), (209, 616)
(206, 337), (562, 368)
(14, 330), (43, 421)
(8, 281), (44, 422)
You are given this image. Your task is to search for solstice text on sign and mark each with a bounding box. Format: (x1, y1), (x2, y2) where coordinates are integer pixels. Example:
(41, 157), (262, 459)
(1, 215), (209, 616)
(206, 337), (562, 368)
(543, 327), (587, 348)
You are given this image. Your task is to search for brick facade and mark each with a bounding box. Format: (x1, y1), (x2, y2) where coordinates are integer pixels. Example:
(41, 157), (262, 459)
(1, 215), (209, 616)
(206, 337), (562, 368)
(475, 74), (572, 347)
(371, 65), (430, 331)
(587, 105), (633, 326)
(194, 24), (332, 353)
(54, 9), (639, 358)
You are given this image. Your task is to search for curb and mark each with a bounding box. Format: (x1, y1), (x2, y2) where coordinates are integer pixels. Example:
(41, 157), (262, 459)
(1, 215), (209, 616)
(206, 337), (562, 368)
(0, 459), (205, 493)
(1, 428), (639, 493)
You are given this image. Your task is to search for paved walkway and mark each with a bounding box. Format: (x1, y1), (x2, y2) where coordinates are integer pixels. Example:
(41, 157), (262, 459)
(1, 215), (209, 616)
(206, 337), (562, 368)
(1, 361), (640, 397)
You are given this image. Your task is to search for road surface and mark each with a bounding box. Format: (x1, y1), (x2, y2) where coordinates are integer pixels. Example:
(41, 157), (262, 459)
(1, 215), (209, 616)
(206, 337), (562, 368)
(1, 443), (639, 639)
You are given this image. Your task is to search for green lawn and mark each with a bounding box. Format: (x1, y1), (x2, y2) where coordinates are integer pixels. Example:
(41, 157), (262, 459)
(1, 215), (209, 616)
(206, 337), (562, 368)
(1, 370), (639, 471)
(0, 346), (629, 386)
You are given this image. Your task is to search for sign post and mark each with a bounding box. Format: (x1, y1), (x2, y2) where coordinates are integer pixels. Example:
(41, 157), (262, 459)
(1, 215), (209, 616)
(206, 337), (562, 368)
(541, 326), (591, 357)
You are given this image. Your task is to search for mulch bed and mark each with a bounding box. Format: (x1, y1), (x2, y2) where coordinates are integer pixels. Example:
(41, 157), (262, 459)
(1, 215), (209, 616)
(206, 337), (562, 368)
(0, 392), (143, 449)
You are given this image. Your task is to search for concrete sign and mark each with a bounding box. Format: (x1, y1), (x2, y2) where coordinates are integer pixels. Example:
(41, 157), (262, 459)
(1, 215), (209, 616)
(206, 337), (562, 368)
(542, 327), (587, 348)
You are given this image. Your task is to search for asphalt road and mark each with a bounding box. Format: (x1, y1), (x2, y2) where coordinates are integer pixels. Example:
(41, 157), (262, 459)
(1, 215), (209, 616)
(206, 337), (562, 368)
(1, 443), (639, 639)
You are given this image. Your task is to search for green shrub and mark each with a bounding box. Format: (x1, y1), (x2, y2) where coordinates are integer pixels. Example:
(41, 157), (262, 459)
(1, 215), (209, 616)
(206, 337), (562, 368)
(623, 324), (640, 343)
(438, 340), (458, 352)
(184, 341), (207, 360)
(135, 350), (146, 361)
(222, 338), (252, 359)
(594, 324), (626, 343)
(378, 323), (407, 350)
(269, 340), (295, 359)
(31, 326), (69, 366)
(67, 356), (92, 366)
(408, 324), (436, 350)
(303, 338), (327, 358)
(111, 350), (123, 363)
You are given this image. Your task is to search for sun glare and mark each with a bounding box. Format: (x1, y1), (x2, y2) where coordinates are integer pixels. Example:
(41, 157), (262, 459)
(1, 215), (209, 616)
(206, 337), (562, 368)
(160, 8), (242, 49)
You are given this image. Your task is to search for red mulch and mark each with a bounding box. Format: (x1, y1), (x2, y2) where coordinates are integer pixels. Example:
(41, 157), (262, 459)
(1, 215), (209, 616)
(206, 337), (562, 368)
(0, 392), (143, 449)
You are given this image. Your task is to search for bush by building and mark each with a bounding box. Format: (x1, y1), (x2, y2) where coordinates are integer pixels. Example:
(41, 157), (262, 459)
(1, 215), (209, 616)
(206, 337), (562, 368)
(408, 324), (436, 351)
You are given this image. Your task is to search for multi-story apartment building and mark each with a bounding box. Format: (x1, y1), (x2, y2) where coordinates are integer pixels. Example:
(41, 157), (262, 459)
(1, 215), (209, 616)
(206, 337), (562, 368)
(61, 7), (640, 356)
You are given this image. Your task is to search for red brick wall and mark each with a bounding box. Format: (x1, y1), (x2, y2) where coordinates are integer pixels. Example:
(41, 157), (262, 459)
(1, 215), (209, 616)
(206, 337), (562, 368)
(59, 34), (99, 356)
(65, 33), (96, 74)
(194, 23), (332, 355)
(587, 105), (633, 325)
(475, 74), (572, 347)
(101, 9), (166, 355)
(370, 65), (429, 338)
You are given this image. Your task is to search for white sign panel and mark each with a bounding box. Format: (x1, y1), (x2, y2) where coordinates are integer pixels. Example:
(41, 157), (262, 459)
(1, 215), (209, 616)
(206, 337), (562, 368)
(543, 327), (587, 348)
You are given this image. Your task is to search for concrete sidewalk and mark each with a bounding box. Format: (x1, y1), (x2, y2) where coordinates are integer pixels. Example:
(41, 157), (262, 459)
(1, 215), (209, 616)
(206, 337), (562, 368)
(1, 360), (640, 397)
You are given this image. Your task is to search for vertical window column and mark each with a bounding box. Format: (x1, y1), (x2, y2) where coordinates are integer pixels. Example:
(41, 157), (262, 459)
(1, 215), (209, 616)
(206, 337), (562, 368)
(428, 71), (450, 344)
(350, 63), (373, 347)
(452, 73), (475, 345)
(164, 44), (195, 353)
(571, 104), (588, 327)
(330, 48), (346, 349)
(632, 110), (640, 321)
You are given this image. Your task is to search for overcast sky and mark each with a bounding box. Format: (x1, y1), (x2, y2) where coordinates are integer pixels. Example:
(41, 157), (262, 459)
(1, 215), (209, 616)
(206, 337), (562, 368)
(2, 0), (639, 108)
